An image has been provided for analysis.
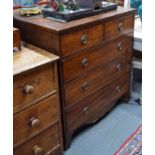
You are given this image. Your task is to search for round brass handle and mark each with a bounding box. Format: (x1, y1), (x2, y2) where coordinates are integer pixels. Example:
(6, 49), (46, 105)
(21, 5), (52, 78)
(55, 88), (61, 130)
(33, 145), (43, 155)
(118, 23), (124, 31)
(82, 58), (88, 67)
(24, 84), (34, 94)
(81, 34), (87, 45)
(116, 86), (121, 93)
(83, 106), (89, 115)
(117, 42), (123, 51)
(30, 117), (40, 127)
(116, 64), (121, 71)
(82, 82), (89, 91)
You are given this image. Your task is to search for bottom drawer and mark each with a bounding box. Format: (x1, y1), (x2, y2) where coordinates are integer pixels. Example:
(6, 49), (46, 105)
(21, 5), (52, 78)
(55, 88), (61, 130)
(14, 123), (63, 155)
(66, 74), (130, 133)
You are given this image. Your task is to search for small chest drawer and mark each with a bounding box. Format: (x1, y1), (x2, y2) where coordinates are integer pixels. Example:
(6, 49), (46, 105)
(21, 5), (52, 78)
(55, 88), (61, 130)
(64, 55), (131, 107)
(60, 24), (104, 56)
(14, 94), (59, 145)
(66, 74), (130, 133)
(105, 15), (134, 40)
(62, 35), (132, 82)
(14, 124), (62, 155)
(13, 63), (56, 110)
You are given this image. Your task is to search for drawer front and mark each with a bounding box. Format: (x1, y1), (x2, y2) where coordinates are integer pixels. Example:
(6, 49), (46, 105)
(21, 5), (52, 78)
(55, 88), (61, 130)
(14, 63), (56, 110)
(60, 24), (104, 56)
(64, 55), (131, 107)
(14, 124), (63, 155)
(105, 15), (134, 40)
(66, 74), (130, 133)
(62, 35), (132, 82)
(14, 95), (59, 145)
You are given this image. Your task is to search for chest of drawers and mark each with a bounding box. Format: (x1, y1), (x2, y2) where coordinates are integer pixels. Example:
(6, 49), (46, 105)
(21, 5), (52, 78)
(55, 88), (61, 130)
(13, 44), (63, 155)
(14, 7), (136, 150)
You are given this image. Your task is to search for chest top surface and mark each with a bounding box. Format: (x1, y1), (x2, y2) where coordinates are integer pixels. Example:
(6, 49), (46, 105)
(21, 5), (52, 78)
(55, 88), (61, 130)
(14, 7), (135, 34)
(13, 43), (59, 76)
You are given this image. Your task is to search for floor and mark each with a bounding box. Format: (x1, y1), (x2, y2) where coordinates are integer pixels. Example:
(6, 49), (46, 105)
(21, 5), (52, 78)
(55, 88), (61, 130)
(65, 70), (142, 155)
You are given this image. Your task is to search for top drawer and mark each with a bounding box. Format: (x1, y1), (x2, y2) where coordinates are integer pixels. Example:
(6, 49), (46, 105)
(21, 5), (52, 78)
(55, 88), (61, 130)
(105, 15), (134, 40)
(60, 24), (104, 56)
(13, 63), (56, 110)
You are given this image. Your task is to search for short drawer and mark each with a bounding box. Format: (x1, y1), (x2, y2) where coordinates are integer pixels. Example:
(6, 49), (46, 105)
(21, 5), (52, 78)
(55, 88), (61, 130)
(60, 24), (104, 56)
(14, 94), (59, 145)
(105, 15), (134, 40)
(66, 74), (130, 133)
(14, 124), (63, 155)
(13, 63), (56, 110)
(62, 35), (132, 82)
(64, 54), (131, 107)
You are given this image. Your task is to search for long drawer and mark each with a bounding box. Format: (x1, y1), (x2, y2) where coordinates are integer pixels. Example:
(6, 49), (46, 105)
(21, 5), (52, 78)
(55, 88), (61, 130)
(62, 35), (132, 82)
(64, 54), (131, 107)
(66, 74), (130, 134)
(105, 15), (134, 40)
(14, 124), (63, 155)
(13, 63), (56, 110)
(14, 94), (59, 145)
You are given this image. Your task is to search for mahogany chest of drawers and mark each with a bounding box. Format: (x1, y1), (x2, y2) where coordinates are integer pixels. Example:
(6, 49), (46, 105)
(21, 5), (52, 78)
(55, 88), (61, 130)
(13, 44), (63, 155)
(14, 7), (136, 150)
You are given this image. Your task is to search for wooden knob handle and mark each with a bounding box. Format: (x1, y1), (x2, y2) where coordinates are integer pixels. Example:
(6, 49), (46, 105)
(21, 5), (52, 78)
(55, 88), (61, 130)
(83, 106), (89, 115)
(24, 84), (34, 94)
(33, 145), (43, 155)
(81, 34), (87, 45)
(116, 86), (121, 93)
(117, 42), (123, 50)
(118, 23), (124, 31)
(30, 117), (40, 127)
(82, 58), (88, 67)
(116, 64), (121, 71)
(82, 82), (89, 91)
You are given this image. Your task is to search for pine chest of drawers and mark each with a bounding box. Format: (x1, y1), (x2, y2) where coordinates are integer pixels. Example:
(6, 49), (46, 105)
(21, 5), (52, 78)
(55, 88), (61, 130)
(14, 7), (136, 150)
(13, 44), (63, 155)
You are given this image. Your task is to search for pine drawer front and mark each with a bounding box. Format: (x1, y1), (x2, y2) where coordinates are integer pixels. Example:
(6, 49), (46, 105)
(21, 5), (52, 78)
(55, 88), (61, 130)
(62, 35), (132, 82)
(14, 124), (62, 155)
(14, 94), (59, 145)
(60, 24), (104, 56)
(64, 55), (131, 107)
(14, 63), (56, 110)
(105, 15), (134, 40)
(66, 74), (130, 133)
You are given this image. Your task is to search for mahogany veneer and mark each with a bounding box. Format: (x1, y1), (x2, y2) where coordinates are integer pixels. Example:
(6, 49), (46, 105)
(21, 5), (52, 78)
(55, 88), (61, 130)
(14, 7), (136, 150)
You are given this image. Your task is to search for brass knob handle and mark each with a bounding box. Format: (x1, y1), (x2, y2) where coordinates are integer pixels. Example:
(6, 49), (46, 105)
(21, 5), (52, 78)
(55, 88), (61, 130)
(81, 34), (87, 45)
(116, 86), (121, 93)
(82, 58), (88, 67)
(117, 42), (123, 50)
(33, 145), (43, 155)
(116, 64), (121, 71)
(118, 23), (124, 31)
(30, 117), (40, 127)
(24, 84), (34, 94)
(83, 106), (89, 115)
(82, 82), (89, 91)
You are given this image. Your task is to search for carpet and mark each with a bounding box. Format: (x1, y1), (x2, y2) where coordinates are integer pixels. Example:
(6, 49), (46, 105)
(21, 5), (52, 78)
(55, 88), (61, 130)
(114, 124), (142, 155)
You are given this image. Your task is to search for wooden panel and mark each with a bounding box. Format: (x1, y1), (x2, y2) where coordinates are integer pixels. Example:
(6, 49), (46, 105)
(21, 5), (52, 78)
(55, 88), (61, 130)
(13, 27), (21, 50)
(60, 24), (104, 56)
(13, 63), (56, 110)
(105, 15), (134, 40)
(66, 74), (130, 133)
(64, 54), (131, 107)
(14, 124), (62, 155)
(14, 95), (59, 145)
(62, 35), (132, 82)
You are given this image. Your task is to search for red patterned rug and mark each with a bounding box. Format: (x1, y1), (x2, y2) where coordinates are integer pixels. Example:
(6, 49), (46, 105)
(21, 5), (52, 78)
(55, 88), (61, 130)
(114, 124), (142, 155)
